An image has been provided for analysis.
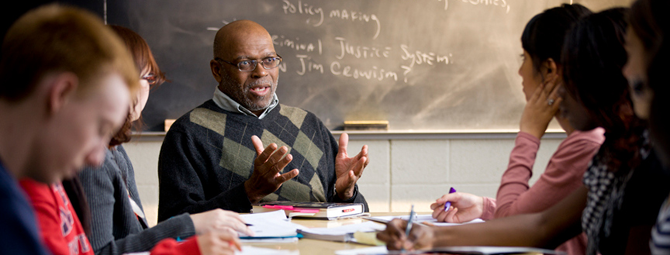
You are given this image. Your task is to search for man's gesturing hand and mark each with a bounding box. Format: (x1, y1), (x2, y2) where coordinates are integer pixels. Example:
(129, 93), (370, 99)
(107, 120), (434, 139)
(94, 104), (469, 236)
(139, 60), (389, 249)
(334, 133), (369, 200)
(244, 135), (299, 203)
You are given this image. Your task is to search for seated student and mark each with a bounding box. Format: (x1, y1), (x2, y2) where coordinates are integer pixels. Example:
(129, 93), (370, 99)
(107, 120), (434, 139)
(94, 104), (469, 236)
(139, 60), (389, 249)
(0, 4), (137, 254)
(75, 25), (251, 255)
(431, 4), (597, 254)
(623, 0), (670, 253)
(12, 11), (242, 255)
(377, 8), (670, 255)
(157, 20), (370, 219)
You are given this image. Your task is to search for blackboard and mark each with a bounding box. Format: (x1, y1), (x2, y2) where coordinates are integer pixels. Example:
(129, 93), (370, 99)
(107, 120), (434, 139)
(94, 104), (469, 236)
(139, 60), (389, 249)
(117, 0), (628, 131)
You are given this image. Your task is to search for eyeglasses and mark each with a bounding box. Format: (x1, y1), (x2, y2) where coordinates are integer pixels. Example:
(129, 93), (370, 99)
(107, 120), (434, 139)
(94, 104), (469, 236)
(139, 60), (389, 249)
(141, 74), (157, 85)
(216, 55), (283, 72)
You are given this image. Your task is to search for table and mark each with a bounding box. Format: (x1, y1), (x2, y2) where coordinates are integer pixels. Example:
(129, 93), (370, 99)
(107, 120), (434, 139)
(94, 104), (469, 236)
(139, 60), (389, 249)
(242, 212), (409, 254)
(242, 212), (547, 255)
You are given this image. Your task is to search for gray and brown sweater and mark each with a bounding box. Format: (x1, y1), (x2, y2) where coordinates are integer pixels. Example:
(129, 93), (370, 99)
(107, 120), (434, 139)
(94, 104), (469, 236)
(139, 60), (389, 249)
(157, 100), (367, 221)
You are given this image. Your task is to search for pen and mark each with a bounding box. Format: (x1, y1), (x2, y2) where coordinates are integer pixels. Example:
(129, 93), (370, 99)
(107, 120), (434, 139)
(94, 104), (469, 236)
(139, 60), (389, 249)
(444, 187), (457, 212)
(405, 204), (415, 237)
(400, 205), (415, 252)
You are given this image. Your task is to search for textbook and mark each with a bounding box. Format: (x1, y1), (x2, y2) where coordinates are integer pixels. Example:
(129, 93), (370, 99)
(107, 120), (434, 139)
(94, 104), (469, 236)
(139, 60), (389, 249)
(252, 201), (365, 220)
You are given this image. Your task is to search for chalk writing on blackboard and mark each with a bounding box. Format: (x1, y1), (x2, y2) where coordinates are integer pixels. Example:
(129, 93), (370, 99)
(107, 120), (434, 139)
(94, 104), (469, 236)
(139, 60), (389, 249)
(282, 0), (381, 39)
(335, 37), (391, 60)
(438, 0), (511, 13)
(272, 35), (323, 54)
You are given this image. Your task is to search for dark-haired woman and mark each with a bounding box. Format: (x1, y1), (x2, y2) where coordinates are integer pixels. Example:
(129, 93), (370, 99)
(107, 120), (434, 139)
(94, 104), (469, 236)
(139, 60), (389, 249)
(624, 0), (670, 253)
(76, 25), (251, 255)
(378, 8), (670, 255)
(430, 4), (597, 255)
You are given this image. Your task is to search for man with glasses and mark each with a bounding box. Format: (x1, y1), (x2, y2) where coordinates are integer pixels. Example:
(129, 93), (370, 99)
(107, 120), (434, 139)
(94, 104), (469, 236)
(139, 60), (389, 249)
(157, 20), (369, 219)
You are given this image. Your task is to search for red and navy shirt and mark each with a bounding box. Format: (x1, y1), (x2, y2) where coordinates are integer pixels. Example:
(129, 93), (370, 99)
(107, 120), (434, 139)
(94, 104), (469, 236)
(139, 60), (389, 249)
(20, 179), (93, 255)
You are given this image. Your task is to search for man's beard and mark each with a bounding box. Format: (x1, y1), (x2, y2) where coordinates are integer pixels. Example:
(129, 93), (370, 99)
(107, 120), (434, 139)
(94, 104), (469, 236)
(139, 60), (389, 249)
(220, 74), (278, 112)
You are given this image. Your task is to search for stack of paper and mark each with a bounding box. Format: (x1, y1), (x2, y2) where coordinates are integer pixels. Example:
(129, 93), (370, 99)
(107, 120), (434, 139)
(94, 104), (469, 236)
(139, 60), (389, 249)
(239, 210), (306, 242)
(235, 246), (299, 255)
(298, 221), (385, 244)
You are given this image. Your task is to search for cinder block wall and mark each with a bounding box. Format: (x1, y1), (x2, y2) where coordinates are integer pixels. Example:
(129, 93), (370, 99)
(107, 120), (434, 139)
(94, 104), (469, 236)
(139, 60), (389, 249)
(124, 133), (564, 227)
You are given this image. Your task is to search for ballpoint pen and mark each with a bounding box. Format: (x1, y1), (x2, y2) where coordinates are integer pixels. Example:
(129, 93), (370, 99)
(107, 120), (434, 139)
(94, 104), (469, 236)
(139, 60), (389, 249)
(405, 204), (415, 237)
(400, 204), (416, 253)
(444, 187), (457, 212)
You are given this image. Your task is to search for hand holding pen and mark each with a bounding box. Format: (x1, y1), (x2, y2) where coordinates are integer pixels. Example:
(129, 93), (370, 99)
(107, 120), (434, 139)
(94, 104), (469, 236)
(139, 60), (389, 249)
(430, 187), (486, 223)
(377, 208), (435, 251)
(443, 187), (457, 212)
(404, 205), (416, 242)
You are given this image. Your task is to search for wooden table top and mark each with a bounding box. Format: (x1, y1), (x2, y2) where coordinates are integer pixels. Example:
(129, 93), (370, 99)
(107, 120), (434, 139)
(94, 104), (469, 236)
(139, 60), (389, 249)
(242, 212), (408, 254)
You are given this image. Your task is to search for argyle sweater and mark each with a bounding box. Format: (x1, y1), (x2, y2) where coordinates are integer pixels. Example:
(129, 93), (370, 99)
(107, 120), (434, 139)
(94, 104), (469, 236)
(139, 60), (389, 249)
(158, 100), (367, 220)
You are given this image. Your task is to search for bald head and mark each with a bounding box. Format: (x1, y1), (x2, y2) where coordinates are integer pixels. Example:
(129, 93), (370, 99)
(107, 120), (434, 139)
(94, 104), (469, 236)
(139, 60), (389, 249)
(213, 20), (273, 59)
(209, 20), (279, 116)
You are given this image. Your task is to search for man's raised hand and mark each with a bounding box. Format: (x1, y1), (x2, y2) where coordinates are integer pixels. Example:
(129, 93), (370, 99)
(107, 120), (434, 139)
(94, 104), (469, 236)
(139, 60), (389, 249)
(244, 135), (299, 203)
(334, 133), (369, 200)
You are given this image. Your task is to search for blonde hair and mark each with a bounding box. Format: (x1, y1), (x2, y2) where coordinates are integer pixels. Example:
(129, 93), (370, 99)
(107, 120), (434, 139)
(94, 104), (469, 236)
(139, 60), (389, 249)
(0, 4), (139, 101)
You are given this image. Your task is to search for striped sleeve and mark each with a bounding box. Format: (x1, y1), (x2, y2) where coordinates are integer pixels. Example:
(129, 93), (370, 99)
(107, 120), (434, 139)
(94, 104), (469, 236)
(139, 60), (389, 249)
(651, 198), (670, 254)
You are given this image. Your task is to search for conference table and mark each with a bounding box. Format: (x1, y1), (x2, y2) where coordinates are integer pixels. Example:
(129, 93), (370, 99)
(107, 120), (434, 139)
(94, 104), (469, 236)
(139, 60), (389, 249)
(243, 212), (410, 255)
(242, 212), (548, 254)
(242, 212), (399, 254)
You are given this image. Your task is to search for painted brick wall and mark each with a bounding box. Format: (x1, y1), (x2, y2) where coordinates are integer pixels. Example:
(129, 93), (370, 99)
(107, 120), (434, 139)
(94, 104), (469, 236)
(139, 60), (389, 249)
(124, 135), (563, 227)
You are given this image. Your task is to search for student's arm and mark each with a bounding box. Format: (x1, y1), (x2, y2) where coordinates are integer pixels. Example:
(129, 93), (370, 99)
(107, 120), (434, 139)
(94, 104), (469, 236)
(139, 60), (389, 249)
(78, 164), (196, 255)
(150, 231), (241, 255)
(379, 186), (587, 251)
(494, 132), (540, 216)
(431, 192), (497, 222)
(495, 78), (574, 217)
(495, 132), (599, 218)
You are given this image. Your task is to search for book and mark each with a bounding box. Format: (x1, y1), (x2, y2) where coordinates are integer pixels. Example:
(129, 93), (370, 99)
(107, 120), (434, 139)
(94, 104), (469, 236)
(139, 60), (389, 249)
(252, 201), (365, 220)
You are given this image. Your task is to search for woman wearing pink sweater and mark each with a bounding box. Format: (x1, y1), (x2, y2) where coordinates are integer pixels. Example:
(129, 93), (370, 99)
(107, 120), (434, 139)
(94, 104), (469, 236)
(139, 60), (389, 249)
(430, 4), (602, 255)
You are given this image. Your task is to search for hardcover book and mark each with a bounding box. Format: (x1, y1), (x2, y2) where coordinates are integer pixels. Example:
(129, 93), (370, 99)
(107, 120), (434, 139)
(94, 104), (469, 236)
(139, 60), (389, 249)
(252, 201), (364, 220)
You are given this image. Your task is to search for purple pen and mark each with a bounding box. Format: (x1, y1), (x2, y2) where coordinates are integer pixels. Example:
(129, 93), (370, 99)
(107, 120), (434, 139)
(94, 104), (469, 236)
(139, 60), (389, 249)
(443, 187), (457, 212)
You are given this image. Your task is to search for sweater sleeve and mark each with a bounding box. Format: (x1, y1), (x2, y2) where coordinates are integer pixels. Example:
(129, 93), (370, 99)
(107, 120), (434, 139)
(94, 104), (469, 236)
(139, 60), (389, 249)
(79, 163), (196, 255)
(481, 197), (497, 220)
(158, 125), (253, 220)
(495, 131), (600, 218)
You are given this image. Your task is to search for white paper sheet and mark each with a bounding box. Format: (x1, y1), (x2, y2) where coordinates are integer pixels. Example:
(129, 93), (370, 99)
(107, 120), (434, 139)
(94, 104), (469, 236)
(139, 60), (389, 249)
(239, 210), (306, 238)
(366, 214), (484, 226)
(336, 246), (388, 255)
(235, 245), (300, 255)
(299, 221), (386, 236)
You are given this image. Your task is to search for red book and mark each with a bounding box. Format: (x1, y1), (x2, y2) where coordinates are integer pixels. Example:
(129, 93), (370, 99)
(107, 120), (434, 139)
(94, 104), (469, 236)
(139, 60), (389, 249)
(252, 201), (364, 220)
